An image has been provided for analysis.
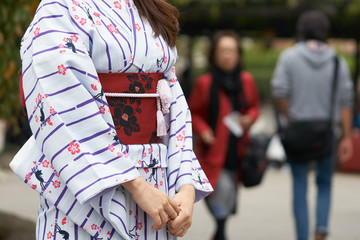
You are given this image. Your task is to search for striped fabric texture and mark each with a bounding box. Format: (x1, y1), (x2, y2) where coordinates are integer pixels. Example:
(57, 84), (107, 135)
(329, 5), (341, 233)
(11, 0), (213, 239)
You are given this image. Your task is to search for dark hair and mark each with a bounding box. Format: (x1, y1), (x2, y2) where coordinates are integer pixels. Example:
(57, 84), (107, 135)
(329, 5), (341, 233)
(134, 0), (179, 47)
(208, 30), (242, 67)
(296, 10), (330, 42)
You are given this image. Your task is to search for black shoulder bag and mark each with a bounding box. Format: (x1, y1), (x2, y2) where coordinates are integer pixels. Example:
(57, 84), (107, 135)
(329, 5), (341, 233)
(280, 56), (339, 163)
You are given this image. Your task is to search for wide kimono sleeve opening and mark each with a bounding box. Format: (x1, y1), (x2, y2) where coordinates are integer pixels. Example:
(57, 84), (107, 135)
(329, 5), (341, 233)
(164, 67), (213, 202)
(20, 0), (140, 205)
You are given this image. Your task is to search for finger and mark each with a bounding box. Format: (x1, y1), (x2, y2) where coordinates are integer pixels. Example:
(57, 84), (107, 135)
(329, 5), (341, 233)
(169, 226), (188, 237)
(157, 211), (169, 230)
(166, 199), (180, 219)
(151, 214), (162, 231)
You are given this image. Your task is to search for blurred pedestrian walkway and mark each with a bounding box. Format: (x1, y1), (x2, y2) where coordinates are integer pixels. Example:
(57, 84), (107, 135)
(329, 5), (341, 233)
(0, 159), (359, 239)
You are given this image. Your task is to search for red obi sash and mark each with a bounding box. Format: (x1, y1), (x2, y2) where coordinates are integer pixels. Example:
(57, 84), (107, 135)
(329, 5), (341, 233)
(98, 72), (164, 145)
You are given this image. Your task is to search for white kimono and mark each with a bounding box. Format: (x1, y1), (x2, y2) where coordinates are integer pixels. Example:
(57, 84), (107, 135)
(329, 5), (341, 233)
(10, 0), (212, 239)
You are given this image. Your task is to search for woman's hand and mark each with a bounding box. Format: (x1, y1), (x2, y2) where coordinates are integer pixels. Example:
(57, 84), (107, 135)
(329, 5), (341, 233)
(168, 185), (195, 237)
(239, 114), (253, 131)
(122, 177), (180, 231)
(200, 129), (215, 145)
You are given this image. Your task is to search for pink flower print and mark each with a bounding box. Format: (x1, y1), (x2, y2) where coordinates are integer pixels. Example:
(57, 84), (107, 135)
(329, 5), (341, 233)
(73, 1), (80, 6)
(161, 48), (165, 53)
(35, 115), (39, 123)
(91, 84), (98, 91)
(99, 106), (106, 114)
(34, 27), (40, 37)
(47, 119), (53, 126)
(42, 160), (50, 168)
(53, 180), (61, 188)
(160, 181), (163, 186)
(32, 184), (37, 189)
(176, 135), (184, 142)
(117, 152), (123, 157)
(156, 43), (160, 47)
(107, 24), (118, 34)
(59, 43), (64, 48)
(129, 210), (133, 215)
(50, 107), (56, 115)
(47, 231), (52, 239)
(70, 34), (78, 42)
(91, 224), (98, 230)
(142, 152), (147, 158)
(60, 50), (66, 54)
(114, 1), (121, 9)
(154, 184), (159, 189)
(108, 144), (115, 152)
(144, 168), (149, 173)
(182, 130), (186, 136)
(80, 18), (87, 26)
(72, 7), (76, 11)
(126, 0), (129, 4)
(68, 142), (80, 155)
(74, 15), (79, 20)
(163, 56), (168, 64)
(129, 55), (133, 62)
(96, 20), (102, 26)
(55, 171), (60, 177)
(137, 222), (143, 230)
(124, 152), (129, 158)
(25, 173), (31, 181)
(134, 214), (138, 220)
(135, 23), (141, 31)
(138, 160), (142, 165)
(169, 78), (176, 83)
(36, 93), (42, 103)
(172, 67), (175, 73)
(93, 12), (100, 17)
(107, 231), (111, 238)
(162, 173), (165, 178)
(62, 217), (67, 225)
(58, 64), (67, 75)
(148, 148), (153, 154)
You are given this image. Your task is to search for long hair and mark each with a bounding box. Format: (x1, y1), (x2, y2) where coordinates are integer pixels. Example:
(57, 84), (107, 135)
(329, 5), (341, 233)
(208, 30), (243, 68)
(134, 0), (179, 47)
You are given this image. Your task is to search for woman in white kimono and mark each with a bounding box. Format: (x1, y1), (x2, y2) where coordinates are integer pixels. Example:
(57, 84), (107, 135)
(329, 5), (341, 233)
(10, 0), (212, 239)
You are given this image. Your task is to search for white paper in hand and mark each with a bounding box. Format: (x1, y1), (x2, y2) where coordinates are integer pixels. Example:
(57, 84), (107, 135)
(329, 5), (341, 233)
(223, 111), (243, 138)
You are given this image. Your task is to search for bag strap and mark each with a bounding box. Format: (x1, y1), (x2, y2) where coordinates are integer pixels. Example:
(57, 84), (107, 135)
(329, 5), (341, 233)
(329, 56), (339, 123)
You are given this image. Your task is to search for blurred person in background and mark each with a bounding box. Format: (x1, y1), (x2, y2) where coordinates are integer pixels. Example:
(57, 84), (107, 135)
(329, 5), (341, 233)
(11, 0), (213, 239)
(189, 30), (260, 240)
(271, 10), (354, 240)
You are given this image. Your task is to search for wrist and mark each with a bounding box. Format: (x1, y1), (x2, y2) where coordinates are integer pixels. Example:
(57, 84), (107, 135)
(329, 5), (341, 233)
(122, 177), (147, 195)
(178, 184), (195, 201)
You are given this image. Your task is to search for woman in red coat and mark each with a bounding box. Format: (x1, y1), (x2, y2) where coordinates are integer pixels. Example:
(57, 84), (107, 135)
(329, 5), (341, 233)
(189, 30), (260, 240)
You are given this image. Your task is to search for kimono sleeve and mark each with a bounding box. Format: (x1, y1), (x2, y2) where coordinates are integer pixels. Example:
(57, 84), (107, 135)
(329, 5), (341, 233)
(164, 67), (213, 202)
(20, 1), (139, 204)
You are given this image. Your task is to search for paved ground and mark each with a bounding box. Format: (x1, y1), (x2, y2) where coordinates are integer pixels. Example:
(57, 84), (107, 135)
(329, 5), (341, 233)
(1, 162), (359, 240)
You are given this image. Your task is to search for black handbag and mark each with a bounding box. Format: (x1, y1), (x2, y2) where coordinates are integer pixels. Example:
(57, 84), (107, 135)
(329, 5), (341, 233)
(280, 56), (339, 163)
(242, 134), (269, 187)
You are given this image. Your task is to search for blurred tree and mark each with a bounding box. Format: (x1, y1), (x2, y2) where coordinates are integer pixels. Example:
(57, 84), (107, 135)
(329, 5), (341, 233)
(0, 0), (40, 136)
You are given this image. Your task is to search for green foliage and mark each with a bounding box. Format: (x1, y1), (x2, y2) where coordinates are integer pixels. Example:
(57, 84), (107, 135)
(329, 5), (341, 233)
(0, 0), (39, 133)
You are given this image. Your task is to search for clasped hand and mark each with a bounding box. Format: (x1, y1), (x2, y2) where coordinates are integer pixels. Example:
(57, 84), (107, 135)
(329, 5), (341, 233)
(123, 178), (195, 236)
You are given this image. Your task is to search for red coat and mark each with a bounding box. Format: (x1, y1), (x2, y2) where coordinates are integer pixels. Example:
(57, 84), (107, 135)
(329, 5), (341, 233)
(189, 71), (261, 188)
